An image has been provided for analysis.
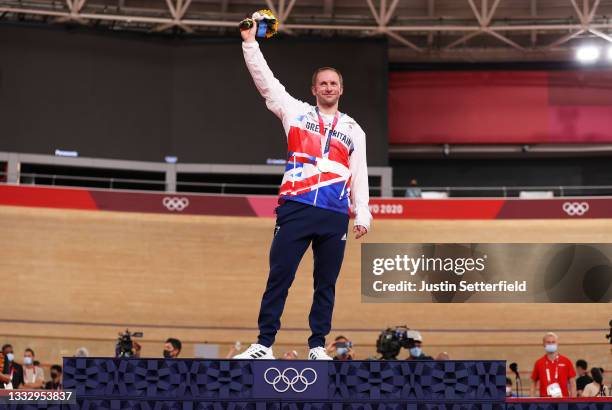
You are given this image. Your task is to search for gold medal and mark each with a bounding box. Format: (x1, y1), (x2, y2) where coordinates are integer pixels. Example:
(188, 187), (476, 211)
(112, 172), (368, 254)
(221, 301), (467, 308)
(239, 9), (278, 38)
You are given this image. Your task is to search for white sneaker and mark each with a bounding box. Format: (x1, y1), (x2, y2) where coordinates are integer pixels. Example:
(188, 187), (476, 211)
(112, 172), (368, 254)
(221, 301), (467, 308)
(233, 343), (275, 359)
(308, 346), (332, 360)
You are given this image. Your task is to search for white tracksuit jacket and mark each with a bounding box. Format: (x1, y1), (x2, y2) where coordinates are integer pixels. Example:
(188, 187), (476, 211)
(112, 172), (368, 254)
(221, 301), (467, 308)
(243, 41), (372, 230)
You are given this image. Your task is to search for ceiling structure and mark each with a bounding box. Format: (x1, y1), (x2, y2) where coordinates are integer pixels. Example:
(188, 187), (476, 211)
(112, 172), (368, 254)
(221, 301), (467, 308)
(1, 0), (612, 62)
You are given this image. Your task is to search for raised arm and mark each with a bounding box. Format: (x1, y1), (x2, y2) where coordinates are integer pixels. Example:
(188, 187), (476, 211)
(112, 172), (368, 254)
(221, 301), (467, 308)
(241, 22), (306, 122)
(350, 125), (372, 237)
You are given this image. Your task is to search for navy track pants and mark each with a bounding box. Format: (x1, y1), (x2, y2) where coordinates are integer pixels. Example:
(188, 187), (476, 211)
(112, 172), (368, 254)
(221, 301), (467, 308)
(257, 200), (349, 349)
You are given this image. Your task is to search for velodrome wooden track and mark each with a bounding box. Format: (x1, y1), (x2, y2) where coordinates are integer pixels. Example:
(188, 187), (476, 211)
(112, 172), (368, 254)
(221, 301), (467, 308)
(1, 205), (610, 376)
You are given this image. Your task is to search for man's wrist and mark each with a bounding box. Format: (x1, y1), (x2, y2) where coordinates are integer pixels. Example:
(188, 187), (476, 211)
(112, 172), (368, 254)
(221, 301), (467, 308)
(354, 222), (369, 231)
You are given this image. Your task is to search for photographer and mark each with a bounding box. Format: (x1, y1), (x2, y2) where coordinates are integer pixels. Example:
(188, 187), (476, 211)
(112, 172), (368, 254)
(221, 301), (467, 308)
(115, 330), (143, 358)
(406, 330), (433, 361)
(326, 335), (355, 361)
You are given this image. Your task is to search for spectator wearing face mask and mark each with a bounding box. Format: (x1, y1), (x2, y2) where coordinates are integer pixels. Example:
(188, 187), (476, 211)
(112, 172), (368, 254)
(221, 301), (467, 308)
(582, 367), (610, 397)
(163, 338), (182, 359)
(575, 359), (593, 397)
(406, 330), (433, 361)
(44, 365), (62, 390)
(326, 335), (355, 361)
(1, 344), (24, 389)
(22, 348), (44, 389)
(529, 332), (576, 398)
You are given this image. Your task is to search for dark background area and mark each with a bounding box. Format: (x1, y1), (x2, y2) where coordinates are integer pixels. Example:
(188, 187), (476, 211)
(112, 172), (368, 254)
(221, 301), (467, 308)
(391, 157), (612, 195)
(4, 24), (612, 191)
(0, 25), (388, 166)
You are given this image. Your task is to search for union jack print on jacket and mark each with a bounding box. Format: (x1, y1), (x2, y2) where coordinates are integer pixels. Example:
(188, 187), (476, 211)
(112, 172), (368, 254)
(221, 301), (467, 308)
(243, 41), (372, 230)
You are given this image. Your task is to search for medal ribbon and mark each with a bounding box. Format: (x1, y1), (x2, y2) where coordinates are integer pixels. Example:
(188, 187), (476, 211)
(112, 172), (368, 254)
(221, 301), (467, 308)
(315, 107), (339, 159)
(545, 357), (559, 384)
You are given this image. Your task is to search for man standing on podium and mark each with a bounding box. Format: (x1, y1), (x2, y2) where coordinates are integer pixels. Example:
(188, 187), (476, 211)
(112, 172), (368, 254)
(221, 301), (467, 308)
(234, 17), (372, 360)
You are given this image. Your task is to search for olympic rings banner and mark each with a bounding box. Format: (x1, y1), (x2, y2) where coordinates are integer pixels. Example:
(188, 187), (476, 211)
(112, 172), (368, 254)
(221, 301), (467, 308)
(253, 361), (328, 399)
(61, 357), (507, 405)
(2, 184), (612, 219)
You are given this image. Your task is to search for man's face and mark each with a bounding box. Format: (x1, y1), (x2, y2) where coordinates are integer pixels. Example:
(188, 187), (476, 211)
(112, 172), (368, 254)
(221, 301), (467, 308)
(543, 335), (557, 347)
(51, 369), (62, 380)
(164, 342), (177, 358)
(3, 347), (13, 356)
(311, 70), (343, 107)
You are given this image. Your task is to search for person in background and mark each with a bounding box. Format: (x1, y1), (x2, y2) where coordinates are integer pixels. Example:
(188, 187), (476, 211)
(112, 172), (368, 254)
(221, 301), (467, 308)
(75, 347), (89, 357)
(506, 377), (518, 397)
(225, 342), (242, 358)
(435, 352), (450, 360)
(406, 330), (433, 360)
(1, 344), (24, 389)
(22, 348), (45, 389)
(404, 179), (422, 198)
(282, 350), (299, 360)
(44, 365), (62, 390)
(326, 335), (355, 361)
(132, 342), (142, 358)
(582, 367), (610, 397)
(529, 332), (576, 397)
(163, 338), (182, 359)
(575, 359), (593, 397)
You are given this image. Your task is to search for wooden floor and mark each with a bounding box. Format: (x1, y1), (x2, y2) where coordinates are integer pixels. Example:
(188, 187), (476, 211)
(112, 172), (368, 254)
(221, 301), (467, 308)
(1, 205), (610, 378)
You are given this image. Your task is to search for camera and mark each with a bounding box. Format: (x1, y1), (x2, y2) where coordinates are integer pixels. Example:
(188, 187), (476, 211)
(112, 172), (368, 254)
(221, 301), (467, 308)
(334, 341), (352, 349)
(334, 340), (353, 357)
(115, 329), (143, 358)
(376, 326), (416, 360)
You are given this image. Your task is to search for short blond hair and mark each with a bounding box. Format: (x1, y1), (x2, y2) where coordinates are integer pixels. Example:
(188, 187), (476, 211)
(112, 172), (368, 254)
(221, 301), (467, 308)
(312, 67), (343, 87)
(543, 332), (558, 342)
